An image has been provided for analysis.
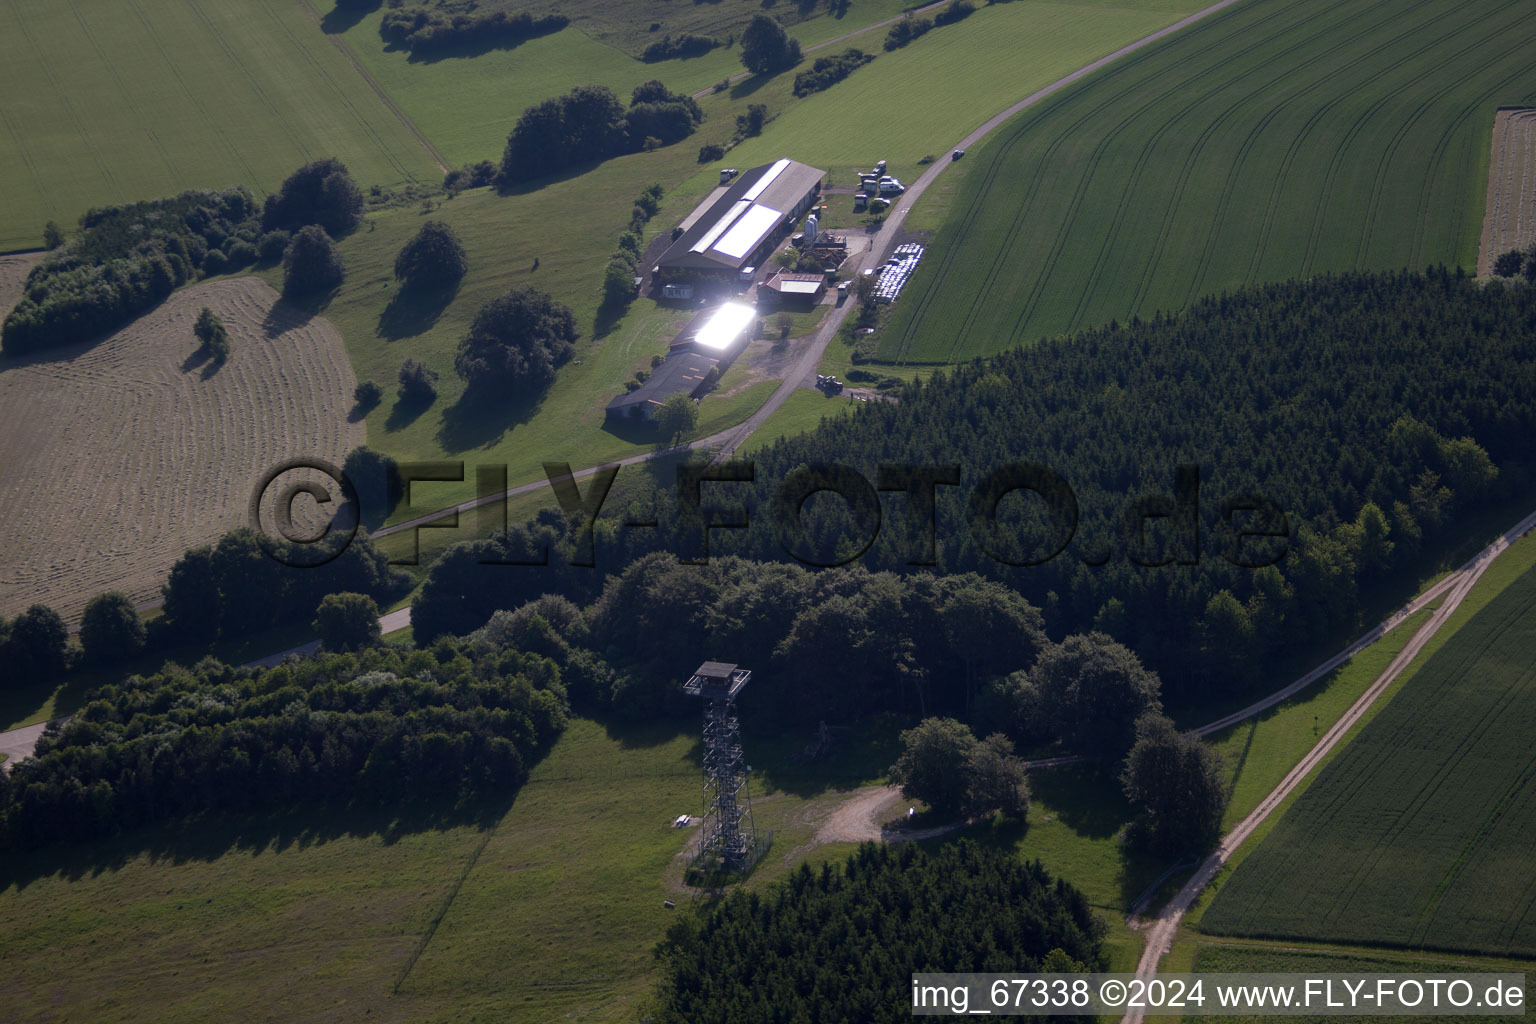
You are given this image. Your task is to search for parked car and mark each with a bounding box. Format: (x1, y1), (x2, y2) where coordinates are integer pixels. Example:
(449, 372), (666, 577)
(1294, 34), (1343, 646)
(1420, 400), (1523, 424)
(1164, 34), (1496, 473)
(952, 149), (965, 160)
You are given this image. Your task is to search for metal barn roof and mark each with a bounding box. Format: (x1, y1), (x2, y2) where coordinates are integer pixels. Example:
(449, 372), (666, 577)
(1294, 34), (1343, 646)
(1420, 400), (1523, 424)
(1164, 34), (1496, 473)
(657, 159), (825, 273)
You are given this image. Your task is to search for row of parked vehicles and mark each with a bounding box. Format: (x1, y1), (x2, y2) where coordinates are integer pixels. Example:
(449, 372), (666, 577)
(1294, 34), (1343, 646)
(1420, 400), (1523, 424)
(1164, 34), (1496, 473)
(853, 159), (904, 210)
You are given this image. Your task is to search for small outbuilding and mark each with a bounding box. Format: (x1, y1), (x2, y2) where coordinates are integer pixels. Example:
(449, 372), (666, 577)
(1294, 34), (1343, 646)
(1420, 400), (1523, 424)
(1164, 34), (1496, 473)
(757, 271), (826, 308)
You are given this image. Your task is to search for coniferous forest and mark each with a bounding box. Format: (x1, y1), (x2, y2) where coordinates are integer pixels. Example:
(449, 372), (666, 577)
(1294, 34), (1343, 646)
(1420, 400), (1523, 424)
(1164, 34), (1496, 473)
(649, 841), (1105, 1023)
(415, 269), (1536, 703)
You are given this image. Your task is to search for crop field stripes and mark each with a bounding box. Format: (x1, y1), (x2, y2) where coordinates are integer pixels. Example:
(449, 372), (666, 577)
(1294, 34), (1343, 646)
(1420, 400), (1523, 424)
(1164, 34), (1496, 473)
(895, 0), (1301, 364)
(119, 0), (270, 191)
(256, 0), (426, 184)
(1200, 562), (1536, 958)
(294, 0), (450, 174)
(67, 3), (180, 192)
(881, 0), (1536, 365)
(891, 0), (1351, 363)
(1351, 13), (1531, 273)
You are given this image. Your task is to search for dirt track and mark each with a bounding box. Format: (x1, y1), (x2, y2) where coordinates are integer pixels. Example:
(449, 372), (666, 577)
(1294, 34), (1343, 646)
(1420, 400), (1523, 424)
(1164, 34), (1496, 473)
(1477, 109), (1536, 276)
(0, 276), (361, 621)
(1121, 505), (1536, 1024)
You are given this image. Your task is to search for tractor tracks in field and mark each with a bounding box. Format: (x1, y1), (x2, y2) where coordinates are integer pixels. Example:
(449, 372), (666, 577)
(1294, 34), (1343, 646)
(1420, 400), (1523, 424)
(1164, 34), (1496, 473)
(1119, 505), (1536, 1024)
(295, 0), (450, 175)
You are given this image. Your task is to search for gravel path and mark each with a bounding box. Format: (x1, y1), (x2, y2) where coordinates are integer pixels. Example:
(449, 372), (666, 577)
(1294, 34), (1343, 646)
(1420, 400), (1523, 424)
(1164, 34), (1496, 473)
(1120, 505), (1536, 1024)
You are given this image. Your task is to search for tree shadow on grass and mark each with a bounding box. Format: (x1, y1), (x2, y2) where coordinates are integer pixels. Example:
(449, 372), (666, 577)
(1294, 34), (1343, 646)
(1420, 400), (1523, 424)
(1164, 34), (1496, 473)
(729, 73), (777, 101)
(385, 393), (435, 432)
(598, 713), (697, 751)
(262, 293), (326, 339)
(594, 299), (630, 341)
(751, 714), (905, 798)
(319, 0), (380, 35)
(495, 156), (611, 198)
(1028, 763), (1130, 841)
(0, 792), (519, 893)
(377, 283), (458, 342)
(435, 383), (547, 454)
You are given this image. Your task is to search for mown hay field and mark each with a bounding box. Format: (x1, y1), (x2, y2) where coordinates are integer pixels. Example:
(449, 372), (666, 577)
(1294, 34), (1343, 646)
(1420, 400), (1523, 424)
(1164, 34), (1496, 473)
(1477, 107), (1536, 275)
(880, 0), (1536, 363)
(0, 277), (360, 621)
(0, 0), (440, 252)
(1199, 561), (1536, 958)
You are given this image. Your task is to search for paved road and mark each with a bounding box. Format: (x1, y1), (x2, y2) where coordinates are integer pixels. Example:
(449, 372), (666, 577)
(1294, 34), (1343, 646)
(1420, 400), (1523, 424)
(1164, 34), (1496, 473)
(242, 606), (415, 669)
(0, 722), (48, 773)
(1120, 505), (1536, 1024)
(129, 0), (1256, 617)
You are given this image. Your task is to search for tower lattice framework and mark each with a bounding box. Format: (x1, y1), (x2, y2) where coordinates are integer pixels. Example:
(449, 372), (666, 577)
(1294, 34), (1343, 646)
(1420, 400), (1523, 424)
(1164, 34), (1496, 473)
(684, 661), (756, 871)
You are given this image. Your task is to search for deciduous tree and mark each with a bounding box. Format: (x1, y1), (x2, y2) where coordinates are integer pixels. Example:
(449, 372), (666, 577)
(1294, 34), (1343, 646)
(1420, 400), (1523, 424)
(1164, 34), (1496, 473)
(454, 288), (577, 394)
(1121, 712), (1226, 856)
(79, 592), (147, 665)
(394, 220), (468, 291)
(739, 15), (801, 74)
(313, 592), (381, 651)
(6, 604), (70, 684)
(655, 392), (699, 446)
(281, 225), (345, 297)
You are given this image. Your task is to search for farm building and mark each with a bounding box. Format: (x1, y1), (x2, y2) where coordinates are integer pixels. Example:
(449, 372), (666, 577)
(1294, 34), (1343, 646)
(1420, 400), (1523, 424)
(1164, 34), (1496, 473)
(605, 351), (718, 422)
(655, 159), (825, 283)
(668, 302), (758, 353)
(606, 303), (756, 422)
(757, 271), (826, 308)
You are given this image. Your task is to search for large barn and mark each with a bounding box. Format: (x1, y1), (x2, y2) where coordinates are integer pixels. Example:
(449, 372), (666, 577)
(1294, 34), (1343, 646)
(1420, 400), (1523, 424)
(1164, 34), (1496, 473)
(654, 159), (825, 283)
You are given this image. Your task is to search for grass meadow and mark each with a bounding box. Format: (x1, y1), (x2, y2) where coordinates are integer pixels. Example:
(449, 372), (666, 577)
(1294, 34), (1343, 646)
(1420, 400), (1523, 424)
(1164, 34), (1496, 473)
(0, 713), (1171, 1021)
(453, 0), (924, 58)
(328, 0), (928, 168)
(0, 0), (440, 252)
(1198, 557), (1536, 958)
(879, 0), (1536, 363)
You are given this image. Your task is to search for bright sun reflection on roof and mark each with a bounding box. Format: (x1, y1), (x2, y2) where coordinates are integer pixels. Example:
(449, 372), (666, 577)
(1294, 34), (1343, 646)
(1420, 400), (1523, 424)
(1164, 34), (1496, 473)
(694, 302), (756, 351)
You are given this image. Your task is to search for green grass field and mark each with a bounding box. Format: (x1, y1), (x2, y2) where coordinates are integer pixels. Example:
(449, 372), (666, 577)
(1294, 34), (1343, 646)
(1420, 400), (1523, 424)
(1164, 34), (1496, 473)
(295, 0), (1213, 517)
(0, 0), (440, 252)
(1199, 559), (1536, 958)
(879, 0), (1536, 363)
(327, 0), (933, 168)
(0, 714), (1156, 1021)
(720, 0), (1204, 199)
(738, 388), (855, 456)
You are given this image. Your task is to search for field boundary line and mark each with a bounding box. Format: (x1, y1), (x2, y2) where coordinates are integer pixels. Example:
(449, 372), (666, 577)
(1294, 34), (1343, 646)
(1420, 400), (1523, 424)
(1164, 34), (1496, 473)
(1121, 504), (1536, 1024)
(294, 0), (450, 174)
(391, 821), (498, 994)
